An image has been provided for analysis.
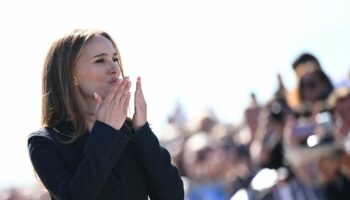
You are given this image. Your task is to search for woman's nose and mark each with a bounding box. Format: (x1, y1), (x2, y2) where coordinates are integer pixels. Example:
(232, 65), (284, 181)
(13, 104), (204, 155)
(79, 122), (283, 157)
(110, 61), (119, 74)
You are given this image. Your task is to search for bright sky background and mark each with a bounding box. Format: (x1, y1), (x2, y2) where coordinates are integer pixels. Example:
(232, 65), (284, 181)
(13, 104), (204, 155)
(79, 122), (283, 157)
(0, 0), (349, 189)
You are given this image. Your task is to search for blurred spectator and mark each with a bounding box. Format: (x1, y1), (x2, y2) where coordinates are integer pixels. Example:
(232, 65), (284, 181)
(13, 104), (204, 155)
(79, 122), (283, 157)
(183, 132), (229, 200)
(250, 74), (291, 170)
(288, 53), (324, 110)
(250, 98), (289, 170)
(318, 148), (350, 200)
(328, 87), (350, 178)
(328, 87), (350, 141)
(284, 135), (350, 200)
(234, 93), (262, 148)
(297, 70), (334, 113)
(244, 93), (261, 142)
(270, 118), (328, 199)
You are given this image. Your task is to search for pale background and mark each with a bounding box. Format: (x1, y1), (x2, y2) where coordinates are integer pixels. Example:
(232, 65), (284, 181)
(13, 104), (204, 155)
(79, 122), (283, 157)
(0, 0), (349, 189)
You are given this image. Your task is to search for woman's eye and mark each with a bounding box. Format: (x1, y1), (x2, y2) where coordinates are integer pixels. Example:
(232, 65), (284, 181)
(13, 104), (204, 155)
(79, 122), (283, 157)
(95, 59), (105, 63)
(113, 57), (118, 62)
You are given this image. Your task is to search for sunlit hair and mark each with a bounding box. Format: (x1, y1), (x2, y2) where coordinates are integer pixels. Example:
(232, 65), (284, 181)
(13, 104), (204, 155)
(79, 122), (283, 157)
(41, 29), (125, 143)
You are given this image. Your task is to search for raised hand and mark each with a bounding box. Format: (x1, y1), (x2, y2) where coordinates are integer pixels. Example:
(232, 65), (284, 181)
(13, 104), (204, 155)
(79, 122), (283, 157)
(94, 77), (131, 130)
(132, 77), (147, 131)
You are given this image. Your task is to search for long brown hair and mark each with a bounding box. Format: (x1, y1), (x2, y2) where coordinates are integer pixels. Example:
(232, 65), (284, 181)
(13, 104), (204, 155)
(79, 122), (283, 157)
(41, 29), (125, 143)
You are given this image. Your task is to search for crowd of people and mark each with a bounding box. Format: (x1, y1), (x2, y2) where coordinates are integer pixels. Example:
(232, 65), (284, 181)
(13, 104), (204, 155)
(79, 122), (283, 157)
(159, 53), (350, 200)
(1, 53), (350, 200)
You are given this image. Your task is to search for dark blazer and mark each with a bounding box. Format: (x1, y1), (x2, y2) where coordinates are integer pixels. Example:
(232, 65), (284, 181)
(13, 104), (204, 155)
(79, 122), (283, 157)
(28, 120), (184, 200)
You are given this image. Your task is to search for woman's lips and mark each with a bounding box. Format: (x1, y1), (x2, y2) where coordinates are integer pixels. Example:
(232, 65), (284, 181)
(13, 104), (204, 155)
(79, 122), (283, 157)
(109, 78), (120, 84)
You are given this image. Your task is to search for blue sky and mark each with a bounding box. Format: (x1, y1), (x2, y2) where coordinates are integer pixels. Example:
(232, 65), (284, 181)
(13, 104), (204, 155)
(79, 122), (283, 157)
(0, 0), (349, 188)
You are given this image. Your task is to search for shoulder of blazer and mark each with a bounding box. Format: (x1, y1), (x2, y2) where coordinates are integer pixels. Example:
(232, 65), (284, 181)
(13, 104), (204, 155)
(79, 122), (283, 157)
(28, 127), (54, 141)
(27, 127), (69, 148)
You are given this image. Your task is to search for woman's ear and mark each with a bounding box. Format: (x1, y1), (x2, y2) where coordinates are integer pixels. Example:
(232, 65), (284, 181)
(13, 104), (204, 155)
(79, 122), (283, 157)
(73, 76), (79, 86)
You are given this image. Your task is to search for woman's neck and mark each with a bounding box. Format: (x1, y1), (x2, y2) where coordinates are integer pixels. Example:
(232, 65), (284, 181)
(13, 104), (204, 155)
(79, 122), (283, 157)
(86, 114), (96, 132)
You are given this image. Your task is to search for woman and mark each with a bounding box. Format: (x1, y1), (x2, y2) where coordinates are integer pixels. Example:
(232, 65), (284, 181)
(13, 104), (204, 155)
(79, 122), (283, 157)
(28, 29), (184, 200)
(297, 69), (334, 114)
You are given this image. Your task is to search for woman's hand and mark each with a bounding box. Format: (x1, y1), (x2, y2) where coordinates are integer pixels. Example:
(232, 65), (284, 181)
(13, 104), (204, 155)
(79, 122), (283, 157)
(132, 77), (147, 131)
(94, 77), (131, 130)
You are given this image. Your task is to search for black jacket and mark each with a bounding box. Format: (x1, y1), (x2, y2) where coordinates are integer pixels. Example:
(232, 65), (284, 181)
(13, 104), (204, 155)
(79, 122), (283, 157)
(28, 120), (184, 200)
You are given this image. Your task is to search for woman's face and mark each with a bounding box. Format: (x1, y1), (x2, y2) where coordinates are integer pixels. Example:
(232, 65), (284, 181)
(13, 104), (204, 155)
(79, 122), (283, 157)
(301, 72), (326, 103)
(73, 35), (120, 100)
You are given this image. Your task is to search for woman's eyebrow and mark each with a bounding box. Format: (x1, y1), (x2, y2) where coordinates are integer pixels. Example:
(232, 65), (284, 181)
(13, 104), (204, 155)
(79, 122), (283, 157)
(92, 52), (117, 58)
(92, 53), (108, 58)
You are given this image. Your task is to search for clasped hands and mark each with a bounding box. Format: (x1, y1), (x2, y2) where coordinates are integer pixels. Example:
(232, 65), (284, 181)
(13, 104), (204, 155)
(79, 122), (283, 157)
(93, 77), (147, 132)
